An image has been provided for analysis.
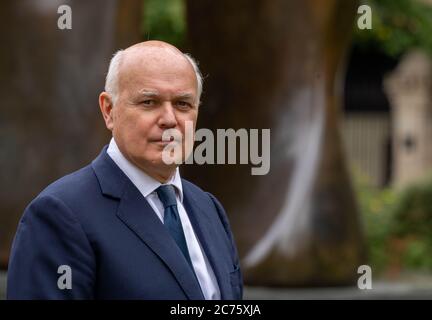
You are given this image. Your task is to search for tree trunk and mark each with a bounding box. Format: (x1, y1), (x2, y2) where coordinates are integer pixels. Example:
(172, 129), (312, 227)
(0, 0), (143, 268)
(185, 0), (366, 286)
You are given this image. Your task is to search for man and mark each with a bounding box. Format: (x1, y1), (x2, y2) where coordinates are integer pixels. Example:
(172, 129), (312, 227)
(7, 41), (243, 300)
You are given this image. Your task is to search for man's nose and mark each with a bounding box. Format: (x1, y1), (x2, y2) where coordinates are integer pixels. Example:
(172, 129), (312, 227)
(158, 102), (177, 128)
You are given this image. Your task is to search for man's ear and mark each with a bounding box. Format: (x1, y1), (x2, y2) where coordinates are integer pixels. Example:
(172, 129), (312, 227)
(99, 92), (114, 131)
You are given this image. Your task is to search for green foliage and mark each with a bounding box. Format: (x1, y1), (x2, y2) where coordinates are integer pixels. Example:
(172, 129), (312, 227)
(354, 0), (432, 57)
(390, 175), (432, 270)
(142, 0), (186, 47)
(402, 239), (432, 271)
(354, 171), (396, 272)
(355, 170), (432, 274)
(141, 0), (432, 56)
(391, 177), (432, 237)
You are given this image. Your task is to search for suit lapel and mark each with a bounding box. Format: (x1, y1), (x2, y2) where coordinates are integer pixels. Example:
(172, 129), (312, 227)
(92, 148), (204, 300)
(182, 184), (233, 299)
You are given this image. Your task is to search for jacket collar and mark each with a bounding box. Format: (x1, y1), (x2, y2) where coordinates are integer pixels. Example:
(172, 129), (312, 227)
(91, 145), (128, 199)
(106, 138), (184, 201)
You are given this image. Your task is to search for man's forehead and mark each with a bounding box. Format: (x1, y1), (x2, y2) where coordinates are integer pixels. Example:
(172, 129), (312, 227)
(118, 48), (197, 93)
(122, 45), (190, 70)
(119, 51), (194, 84)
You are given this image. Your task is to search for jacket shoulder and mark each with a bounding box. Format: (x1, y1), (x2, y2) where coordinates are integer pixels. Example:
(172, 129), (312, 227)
(38, 165), (97, 202)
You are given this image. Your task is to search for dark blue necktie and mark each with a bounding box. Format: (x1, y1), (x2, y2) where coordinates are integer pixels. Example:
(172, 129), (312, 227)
(156, 185), (194, 269)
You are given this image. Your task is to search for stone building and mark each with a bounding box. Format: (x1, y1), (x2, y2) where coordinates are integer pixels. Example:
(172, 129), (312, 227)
(384, 50), (432, 188)
(342, 49), (432, 189)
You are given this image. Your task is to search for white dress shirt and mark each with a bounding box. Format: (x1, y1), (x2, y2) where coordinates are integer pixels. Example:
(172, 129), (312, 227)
(107, 138), (221, 300)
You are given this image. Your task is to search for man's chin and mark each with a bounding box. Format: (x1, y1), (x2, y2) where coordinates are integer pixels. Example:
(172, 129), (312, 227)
(148, 155), (181, 168)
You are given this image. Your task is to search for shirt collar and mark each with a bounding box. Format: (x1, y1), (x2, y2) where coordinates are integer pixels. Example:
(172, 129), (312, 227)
(106, 137), (184, 202)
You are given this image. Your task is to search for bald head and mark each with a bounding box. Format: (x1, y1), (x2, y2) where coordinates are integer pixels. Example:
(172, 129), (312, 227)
(124, 40), (184, 58)
(104, 41), (203, 106)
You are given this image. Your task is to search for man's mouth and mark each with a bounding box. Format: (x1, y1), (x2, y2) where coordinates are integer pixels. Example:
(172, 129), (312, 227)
(151, 137), (181, 145)
(153, 140), (172, 145)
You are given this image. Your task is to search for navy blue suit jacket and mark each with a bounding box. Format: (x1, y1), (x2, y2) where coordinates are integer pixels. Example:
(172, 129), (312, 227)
(7, 147), (243, 299)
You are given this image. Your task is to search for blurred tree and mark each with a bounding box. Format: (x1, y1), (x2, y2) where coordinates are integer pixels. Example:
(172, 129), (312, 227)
(0, 0), (143, 269)
(354, 171), (396, 273)
(357, 172), (432, 274)
(354, 0), (432, 57)
(391, 175), (432, 271)
(142, 0), (186, 47)
(185, 0), (365, 286)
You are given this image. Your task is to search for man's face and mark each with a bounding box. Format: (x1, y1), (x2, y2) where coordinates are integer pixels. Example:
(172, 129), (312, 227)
(102, 48), (199, 180)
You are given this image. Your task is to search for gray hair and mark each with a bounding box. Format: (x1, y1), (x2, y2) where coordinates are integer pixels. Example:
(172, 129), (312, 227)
(104, 50), (203, 106)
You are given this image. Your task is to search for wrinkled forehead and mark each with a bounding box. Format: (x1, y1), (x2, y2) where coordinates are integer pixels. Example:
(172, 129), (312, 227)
(118, 46), (197, 92)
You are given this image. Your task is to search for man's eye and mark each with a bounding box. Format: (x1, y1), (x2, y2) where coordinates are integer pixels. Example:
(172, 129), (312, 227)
(176, 101), (191, 108)
(141, 100), (154, 105)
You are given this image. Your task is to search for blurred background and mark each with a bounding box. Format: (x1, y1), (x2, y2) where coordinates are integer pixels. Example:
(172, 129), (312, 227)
(1, 0), (432, 299)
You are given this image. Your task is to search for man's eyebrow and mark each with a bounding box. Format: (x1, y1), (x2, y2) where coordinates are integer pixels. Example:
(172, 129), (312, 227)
(133, 90), (195, 101)
(136, 90), (159, 97)
(174, 93), (195, 100)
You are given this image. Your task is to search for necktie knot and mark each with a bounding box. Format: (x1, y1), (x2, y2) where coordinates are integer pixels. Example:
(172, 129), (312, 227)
(156, 184), (177, 209)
